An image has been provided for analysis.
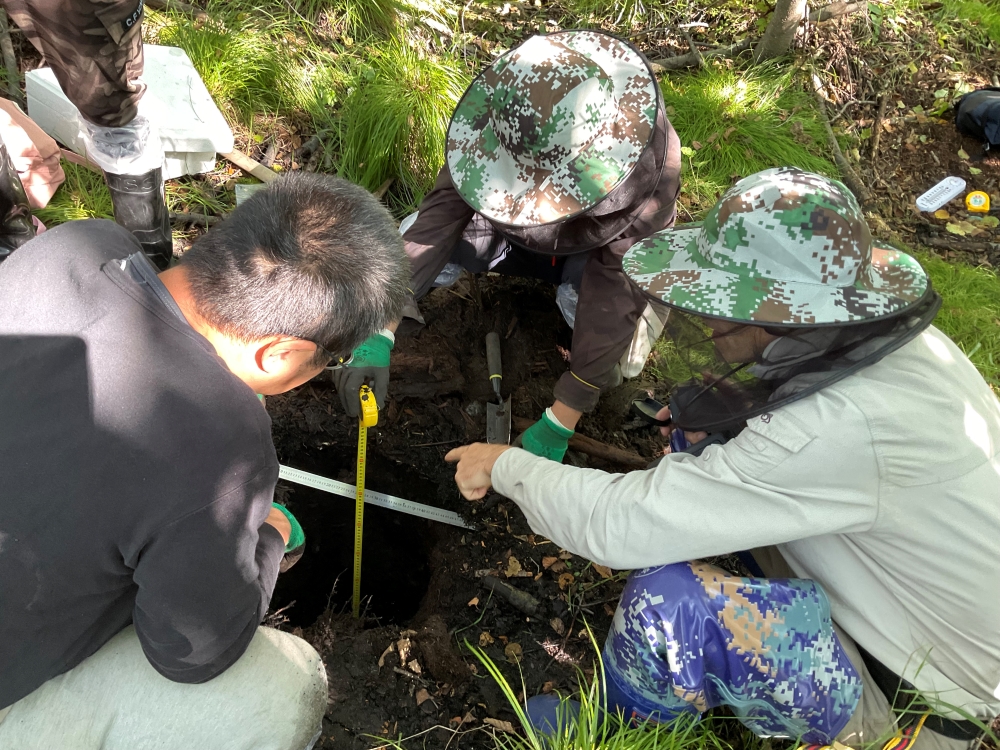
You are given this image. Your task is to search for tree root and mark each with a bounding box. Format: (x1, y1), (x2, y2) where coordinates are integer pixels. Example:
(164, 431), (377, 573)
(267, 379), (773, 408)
(650, 38), (754, 73)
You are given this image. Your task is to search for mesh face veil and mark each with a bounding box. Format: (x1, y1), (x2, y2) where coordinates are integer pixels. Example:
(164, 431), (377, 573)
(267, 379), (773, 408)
(661, 291), (942, 434)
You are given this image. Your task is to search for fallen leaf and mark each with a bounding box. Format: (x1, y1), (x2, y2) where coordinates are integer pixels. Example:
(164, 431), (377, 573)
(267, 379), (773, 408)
(706, 132), (719, 144)
(541, 681), (556, 694)
(558, 550), (572, 560)
(958, 148), (970, 160)
(969, 167), (983, 175)
(723, 126), (736, 138)
(981, 216), (999, 228)
(604, 603), (616, 616)
(933, 209), (951, 220)
(542, 555), (559, 569)
(504, 556), (522, 577)
(504, 642), (523, 663)
(550, 617), (566, 635)
(484, 718), (517, 734)
(592, 564), (613, 579)
(415, 688), (432, 706)
(557, 572), (575, 590)
(408, 659), (422, 674)
(548, 560), (567, 574)
(946, 222), (967, 236)
(467, 596), (480, 607)
(690, 140), (703, 150)
(479, 631), (495, 647)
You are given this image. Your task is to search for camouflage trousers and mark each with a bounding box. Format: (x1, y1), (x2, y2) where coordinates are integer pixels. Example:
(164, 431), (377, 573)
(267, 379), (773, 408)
(5, 0), (145, 127)
(602, 562), (863, 744)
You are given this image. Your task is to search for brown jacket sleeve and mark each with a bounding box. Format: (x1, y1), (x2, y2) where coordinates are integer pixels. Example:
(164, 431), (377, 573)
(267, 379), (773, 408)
(553, 119), (682, 413)
(403, 167), (475, 300)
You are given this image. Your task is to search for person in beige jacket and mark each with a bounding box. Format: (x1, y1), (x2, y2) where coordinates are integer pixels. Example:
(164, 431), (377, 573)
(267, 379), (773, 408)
(447, 169), (1000, 749)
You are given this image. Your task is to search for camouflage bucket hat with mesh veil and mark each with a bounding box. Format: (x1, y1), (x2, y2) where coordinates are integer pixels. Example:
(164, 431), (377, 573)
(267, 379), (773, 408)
(623, 167), (930, 326)
(447, 31), (659, 227)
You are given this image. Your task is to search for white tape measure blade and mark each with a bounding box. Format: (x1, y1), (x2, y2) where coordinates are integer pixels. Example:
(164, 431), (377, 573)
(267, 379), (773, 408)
(277, 465), (472, 529)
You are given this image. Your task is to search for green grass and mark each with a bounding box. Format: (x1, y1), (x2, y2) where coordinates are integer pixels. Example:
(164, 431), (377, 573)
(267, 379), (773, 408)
(151, 10), (300, 125)
(934, 0), (1000, 45)
(919, 253), (1000, 388)
(660, 65), (838, 213)
(451, 639), (767, 750)
(34, 163), (113, 226)
(335, 40), (470, 205)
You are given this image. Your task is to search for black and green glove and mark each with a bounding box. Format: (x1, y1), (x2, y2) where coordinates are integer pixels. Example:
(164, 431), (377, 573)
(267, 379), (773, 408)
(520, 408), (574, 462)
(331, 330), (394, 417)
(272, 502), (305, 573)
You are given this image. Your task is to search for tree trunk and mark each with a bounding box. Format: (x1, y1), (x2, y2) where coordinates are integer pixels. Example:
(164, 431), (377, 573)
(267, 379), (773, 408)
(754, 0), (807, 61)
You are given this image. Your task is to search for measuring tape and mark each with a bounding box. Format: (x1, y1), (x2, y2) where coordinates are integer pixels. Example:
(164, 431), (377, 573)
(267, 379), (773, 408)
(276, 465), (472, 528)
(352, 385), (379, 618)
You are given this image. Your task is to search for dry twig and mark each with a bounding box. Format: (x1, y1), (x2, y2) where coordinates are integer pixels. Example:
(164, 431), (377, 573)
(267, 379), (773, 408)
(650, 38), (754, 73)
(809, 72), (871, 206)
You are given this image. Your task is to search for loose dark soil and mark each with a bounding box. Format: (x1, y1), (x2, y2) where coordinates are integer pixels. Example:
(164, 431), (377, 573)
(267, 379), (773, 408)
(265, 275), (676, 749)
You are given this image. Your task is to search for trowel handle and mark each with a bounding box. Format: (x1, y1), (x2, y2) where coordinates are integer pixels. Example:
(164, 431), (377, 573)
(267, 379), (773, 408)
(486, 332), (503, 385)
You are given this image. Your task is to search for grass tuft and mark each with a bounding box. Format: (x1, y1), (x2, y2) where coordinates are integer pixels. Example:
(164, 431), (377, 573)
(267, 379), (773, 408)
(660, 65), (838, 214)
(336, 40), (469, 205)
(458, 636), (767, 750)
(35, 163), (113, 227)
(152, 10), (299, 125)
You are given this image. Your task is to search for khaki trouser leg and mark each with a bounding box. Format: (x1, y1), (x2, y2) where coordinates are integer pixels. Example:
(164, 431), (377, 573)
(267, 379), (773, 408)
(0, 625), (328, 750)
(749, 547), (976, 750)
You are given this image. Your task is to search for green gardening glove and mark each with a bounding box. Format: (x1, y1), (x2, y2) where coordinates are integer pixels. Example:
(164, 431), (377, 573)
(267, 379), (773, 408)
(520, 409), (574, 462)
(330, 330), (394, 417)
(272, 502), (305, 572)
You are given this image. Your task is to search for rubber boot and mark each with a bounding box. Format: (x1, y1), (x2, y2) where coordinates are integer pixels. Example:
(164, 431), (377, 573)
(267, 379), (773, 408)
(0, 140), (36, 261)
(104, 168), (173, 270)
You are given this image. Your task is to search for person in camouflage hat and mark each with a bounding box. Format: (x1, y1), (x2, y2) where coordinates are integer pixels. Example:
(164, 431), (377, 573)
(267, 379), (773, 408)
(446, 168), (1000, 750)
(332, 30), (681, 463)
(3, 0), (173, 269)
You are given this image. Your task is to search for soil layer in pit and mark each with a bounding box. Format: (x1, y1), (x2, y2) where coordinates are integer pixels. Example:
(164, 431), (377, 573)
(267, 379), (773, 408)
(270, 451), (435, 628)
(263, 276), (675, 749)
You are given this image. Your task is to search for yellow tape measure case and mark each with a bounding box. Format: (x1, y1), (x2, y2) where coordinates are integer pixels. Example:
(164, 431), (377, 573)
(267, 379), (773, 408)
(358, 385), (379, 427)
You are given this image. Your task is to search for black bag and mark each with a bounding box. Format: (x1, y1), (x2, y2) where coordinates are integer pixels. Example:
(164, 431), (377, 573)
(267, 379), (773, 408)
(955, 86), (1000, 152)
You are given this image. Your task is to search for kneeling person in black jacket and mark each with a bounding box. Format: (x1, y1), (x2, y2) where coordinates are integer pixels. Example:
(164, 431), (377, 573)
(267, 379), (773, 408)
(0, 173), (408, 750)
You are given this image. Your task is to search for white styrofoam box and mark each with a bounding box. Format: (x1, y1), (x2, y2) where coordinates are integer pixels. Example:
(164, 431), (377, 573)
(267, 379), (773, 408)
(26, 45), (234, 180)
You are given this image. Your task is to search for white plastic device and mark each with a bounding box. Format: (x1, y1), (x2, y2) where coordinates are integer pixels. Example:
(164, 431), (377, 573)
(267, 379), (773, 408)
(26, 45), (234, 180)
(915, 176), (967, 212)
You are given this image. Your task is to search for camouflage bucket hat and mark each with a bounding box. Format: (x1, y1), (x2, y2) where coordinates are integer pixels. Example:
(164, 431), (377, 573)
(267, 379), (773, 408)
(623, 167), (930, 326)
(447, 31), (659, 227)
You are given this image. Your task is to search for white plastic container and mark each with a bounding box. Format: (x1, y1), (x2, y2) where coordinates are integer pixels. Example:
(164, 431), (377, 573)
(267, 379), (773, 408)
(26, 45), (234, 179)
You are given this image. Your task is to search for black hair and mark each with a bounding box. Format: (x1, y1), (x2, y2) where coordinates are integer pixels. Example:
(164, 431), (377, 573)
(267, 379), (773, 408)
(180, 173), (409, 362)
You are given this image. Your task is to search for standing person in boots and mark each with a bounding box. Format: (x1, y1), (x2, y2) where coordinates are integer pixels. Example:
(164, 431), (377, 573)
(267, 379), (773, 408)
(2, 0), (172, 268)
(332, 31), (682, 462)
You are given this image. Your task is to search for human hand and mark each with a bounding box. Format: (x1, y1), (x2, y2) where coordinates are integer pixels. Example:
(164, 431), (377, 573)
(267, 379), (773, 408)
(520, 410), (574, 462)
(331, 331), (393, 417)
(265, 505), (292, 545)
(654, 405), (707, 451)
(445, 443), (512, 500)
(269, 503), (306, 573)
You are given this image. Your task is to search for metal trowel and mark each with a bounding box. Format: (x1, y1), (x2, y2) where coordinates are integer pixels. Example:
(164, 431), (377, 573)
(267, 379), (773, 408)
(485, 332), (511, 444)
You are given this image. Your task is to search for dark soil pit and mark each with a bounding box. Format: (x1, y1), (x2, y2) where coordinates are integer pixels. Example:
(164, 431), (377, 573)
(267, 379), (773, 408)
(262, 275), (672, 749)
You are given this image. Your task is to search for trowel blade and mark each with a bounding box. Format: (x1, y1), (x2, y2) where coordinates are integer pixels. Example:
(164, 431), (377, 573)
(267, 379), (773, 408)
(486, 398), (511, 444)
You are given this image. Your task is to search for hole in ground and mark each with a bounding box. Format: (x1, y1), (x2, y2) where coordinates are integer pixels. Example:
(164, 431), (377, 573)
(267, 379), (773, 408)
(270, 448), (435, 628)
